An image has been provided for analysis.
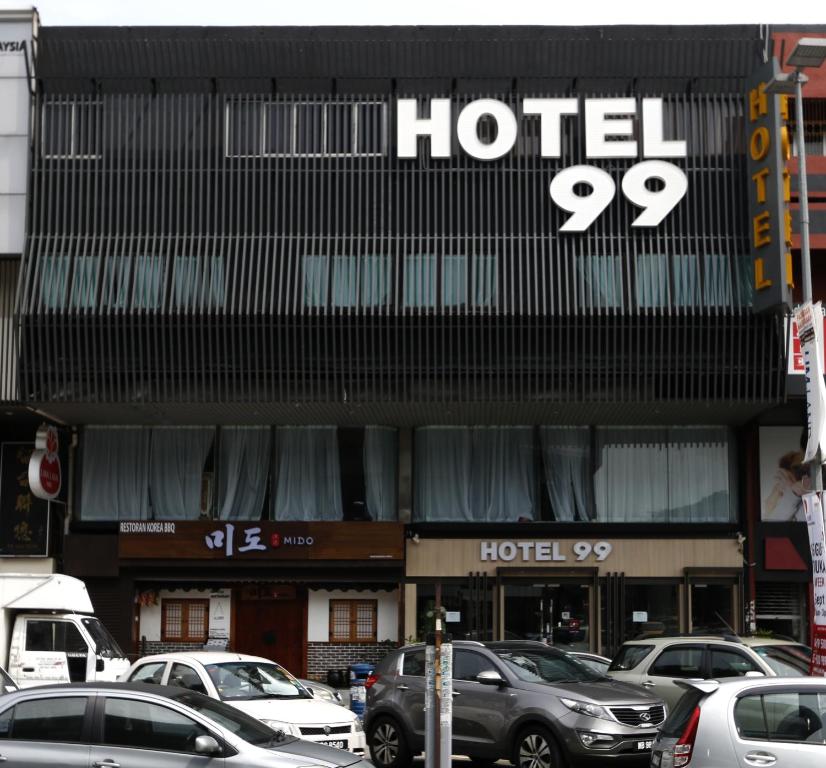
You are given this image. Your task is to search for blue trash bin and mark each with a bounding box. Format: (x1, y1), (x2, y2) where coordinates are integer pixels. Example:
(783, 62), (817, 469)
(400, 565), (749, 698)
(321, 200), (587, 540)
(348, 662), (375, 717)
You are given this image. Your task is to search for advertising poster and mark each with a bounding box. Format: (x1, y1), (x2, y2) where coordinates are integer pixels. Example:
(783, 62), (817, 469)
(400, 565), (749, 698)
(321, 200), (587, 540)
(803, 493), (826, 676)
(759, 426), (809, 521)
(0, 443), (50, 556)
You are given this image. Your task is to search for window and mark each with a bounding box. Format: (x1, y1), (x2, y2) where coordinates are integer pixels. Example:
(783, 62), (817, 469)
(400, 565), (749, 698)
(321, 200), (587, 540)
(608, 644), (655, 672)
(403, 255), (498, 310)
(42, 100), (100, 159)
(303, 255), (393, 309)
(402, 649), (426, 677)
(709, 647), (761, 678)
(575, 254), (624, 310)
(649, 646), (704, 678)
(162, 599), (210, 644)
(225, 100), (386, 157)
(329, 599), (377, 643)
(168, 663), (208, 695)
(735, 691), (826, 744)
(25, 620), (87, 655)
(453, 650), (496, 682)
(9, 697), (88, 742)
(103, 697), (211, 752)
(127, 661), (167, 685)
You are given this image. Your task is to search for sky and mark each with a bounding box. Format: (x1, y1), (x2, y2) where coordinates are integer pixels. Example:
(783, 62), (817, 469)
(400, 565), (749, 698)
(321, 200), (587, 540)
(2, 0), (824, 27)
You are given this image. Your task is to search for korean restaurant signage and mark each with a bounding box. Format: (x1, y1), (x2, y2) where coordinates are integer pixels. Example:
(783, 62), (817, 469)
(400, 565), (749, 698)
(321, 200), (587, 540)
(802, 493), (826, 676)
(0, 443), (50, 556)
(397, 97), (688, 232)
(480, 540), (613, 563)
(745, 60), (794, 313)
(118, 520), (404, 561)
(27, 425), (62, 501)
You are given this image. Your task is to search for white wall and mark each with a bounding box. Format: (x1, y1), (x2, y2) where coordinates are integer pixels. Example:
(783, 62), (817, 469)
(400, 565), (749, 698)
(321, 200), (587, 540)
(138, 588), (232, 642)
(308, 589), (398, 643)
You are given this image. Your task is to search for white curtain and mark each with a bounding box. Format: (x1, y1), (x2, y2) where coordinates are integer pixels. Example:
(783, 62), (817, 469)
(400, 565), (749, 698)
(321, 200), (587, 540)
(217, 427), (271, 521)
(414, 427), (535, 522)
(149, 428), (214, 520)
(273, 427), (342, 521)
(364, 427), (398, 521)
(540, 427), (594, 521)
(593, 427), (732, 522)
(80, 427), (150, 520)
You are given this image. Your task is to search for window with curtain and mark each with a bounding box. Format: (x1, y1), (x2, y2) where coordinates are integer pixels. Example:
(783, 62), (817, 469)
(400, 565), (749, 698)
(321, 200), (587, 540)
(413, 427), (535, 522)
(216, 427), (271, 521)
(303, 255), (329, 308)
(172, 255), (226, 310)
(575, 254), (624, 310)
(273, 427), (343, 521)
(592, 427), (734, 523)
(404, 254), (437, 309)
(149, 428), (214, 520)
(102, 255), (164, 311)
(332, 255), (393, 308)
(539, 427), (594, 521)
(364, 427), (398, 521)
(80, 427), (151, 521)
(635, 253), (670, 309)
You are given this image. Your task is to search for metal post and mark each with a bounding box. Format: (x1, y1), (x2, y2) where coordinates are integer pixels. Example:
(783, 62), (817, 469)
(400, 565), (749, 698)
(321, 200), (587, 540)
(433, 583), (442, 768)
(794, 71), (824, 494)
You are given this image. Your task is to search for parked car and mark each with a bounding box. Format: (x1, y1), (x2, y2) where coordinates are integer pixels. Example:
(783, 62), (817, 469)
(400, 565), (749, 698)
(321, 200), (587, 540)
(0, 681), (372, 768)
(650, 676), (826, 768)
(365, 640), (666, 768)
(122, 652), (366, 753)
(568, 651), (612, 676)
(608, 635), (811, 710)
(299, 678), (345, 705)
(0, 665), (17, 694)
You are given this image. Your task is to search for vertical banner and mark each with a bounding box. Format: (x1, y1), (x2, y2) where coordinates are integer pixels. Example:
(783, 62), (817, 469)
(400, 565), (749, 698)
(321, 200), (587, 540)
(0, 443), (50, 556)
(439, 640), (453, 768)
(803, 492), (826, 676)
(796, 302), (826, 464)
(425, 643), (435, 768)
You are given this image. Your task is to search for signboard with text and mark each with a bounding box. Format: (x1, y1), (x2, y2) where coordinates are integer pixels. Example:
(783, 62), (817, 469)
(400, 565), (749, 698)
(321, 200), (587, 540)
(803, 492), (826, 676)
(118, 520), (404, 561)
(0, 443), (50, 557)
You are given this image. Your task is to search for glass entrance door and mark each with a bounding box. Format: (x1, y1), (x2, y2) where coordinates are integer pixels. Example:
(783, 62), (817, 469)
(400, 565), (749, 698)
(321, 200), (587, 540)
(690, 581), (738, 635)
(503, 582), (591, 651)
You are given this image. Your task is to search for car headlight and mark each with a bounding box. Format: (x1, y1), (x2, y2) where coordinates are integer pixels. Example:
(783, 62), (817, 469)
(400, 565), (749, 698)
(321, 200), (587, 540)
(312, 688), (335, 703)
(353, 718), (364, 733)
(261, 719), (302, 737)
(560, 697), (612, 721)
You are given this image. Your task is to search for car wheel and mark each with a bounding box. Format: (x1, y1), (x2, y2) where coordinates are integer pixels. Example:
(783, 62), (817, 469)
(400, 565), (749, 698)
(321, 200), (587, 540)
(369, 716), (412, 768)
(513, 726), (564, 768)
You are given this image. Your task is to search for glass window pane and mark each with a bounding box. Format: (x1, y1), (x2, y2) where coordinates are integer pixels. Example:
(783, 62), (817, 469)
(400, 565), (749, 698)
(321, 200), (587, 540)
(295, 104), (323, 154)
(331, 602), (350, 641)
(443, 254), (467, 307)
(355, 103), (384, 155)
(453, 650), (495, 682)
(734, 695), (769, 740)
(267, 103), (292, 154)
(0, 706), (11, 739)
(355, 602), (375, 640)
(38, 254), (70, 310)
(703, 253), (733, 307)
(672, 254), (700, 307)
(332, 256), (358, 307)
(70, 255), (99, 309)
(326, 104), (353, 154)
(576, 254), (623, 309)
(164, 603), (183, 639)
(75, 102), (99, 157)
(404, 254), (437, 309)
(710, 648), (760, 678)
(26, 620), (55, 651)
(691, 584), (734, 635)
(763, 692), (824, 743)
(624, 584), (679, 639)
(12, 697), (87, 742)
(128, 661), (167, 684)
(104, 697), (209, 752)
(227, 101), (262, 156)
(303, 255), (329, 308)
(169, 663), (208, 695)
(402, 649), (426, 676)
(172, 255), (226, 310)
(361, 255), (391, 307)
(472, 254), (498, 308)
(635, 253), (670, 308)
(649, 647), (704, 678)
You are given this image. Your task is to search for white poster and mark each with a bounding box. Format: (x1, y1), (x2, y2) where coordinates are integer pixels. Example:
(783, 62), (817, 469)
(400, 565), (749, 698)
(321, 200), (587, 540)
(797, 302), (826, 464)
(760, 426), (809, 521)
(802, 493), (826, 626)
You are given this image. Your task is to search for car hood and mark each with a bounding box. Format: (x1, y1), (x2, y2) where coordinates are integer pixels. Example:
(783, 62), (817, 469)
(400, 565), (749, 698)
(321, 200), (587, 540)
(267, 737), (364, 767)
(227, 696), (356, 724)
(517, 677), (663, 706)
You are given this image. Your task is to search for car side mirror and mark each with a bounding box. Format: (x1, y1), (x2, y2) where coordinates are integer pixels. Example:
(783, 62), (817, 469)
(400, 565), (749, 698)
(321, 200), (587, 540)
(476, 670), (506, 686)
(744, 671), (765, 678)
(194, 735), (222, 756)
(95, 657), (105, 673)
(305, 686), (315, 696)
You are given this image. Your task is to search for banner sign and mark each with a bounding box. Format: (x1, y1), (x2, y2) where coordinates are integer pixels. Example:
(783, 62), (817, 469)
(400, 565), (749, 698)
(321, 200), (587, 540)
(796, 302), (826, 464)
(0, 443), (50, 557)
(788, 308), (826, 375)
(745, 59), (794, 313)
(803, 492), (826, 675)
(28, 424), (61, 501)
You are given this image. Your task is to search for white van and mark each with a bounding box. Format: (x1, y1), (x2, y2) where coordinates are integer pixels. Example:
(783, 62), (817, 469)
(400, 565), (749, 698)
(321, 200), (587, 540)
(0, 573), (130, 687)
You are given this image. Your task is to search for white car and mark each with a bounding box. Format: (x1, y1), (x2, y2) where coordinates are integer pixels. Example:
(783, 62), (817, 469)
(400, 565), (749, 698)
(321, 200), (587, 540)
(121, 651), (366, 754)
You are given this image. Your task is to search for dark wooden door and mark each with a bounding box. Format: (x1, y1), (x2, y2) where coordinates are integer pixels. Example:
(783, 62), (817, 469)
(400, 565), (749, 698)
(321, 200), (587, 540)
(234, 588), (306, 676)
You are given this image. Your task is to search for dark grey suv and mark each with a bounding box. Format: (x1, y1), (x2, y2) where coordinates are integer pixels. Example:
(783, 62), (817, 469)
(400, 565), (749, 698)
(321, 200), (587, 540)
(364, 641), (666, 768)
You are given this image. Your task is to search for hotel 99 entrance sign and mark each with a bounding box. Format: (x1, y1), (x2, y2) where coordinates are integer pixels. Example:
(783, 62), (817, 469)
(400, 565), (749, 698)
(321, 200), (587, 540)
(745, 60), (794, 313)
(397, 97), (688, 231)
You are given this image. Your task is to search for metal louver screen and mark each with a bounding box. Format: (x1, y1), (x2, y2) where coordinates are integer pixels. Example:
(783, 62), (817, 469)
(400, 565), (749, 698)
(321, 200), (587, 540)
(756, 584), (803, 618)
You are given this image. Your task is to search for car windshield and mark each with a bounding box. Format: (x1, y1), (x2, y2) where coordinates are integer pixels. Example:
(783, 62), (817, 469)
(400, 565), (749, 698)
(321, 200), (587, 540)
(81, 617), (126, 659)
(172, 689), (293, 746)
(205, 661), (313, 701)
(753, 644), (810, 676)
(492, 647), (607, 683)
(608, 644), (654, 671)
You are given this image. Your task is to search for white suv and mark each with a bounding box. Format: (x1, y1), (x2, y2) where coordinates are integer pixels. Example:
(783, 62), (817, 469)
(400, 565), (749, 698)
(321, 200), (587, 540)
(122, 652), (366, 754)
(608, 636), (810, 710)
(650, 677), (826, 768)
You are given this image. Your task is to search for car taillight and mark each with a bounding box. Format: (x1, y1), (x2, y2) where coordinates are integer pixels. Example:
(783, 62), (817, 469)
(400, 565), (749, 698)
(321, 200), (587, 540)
(364, 673), (380, 689)
(673, 706), (701, 768)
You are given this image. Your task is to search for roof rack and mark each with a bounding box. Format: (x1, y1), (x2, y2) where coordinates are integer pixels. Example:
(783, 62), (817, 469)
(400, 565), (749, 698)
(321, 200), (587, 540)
(631, 632), (743, 644)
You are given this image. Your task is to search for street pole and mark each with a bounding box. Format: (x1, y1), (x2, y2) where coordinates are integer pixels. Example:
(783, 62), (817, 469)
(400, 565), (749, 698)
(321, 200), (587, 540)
(434, 583), (441, 768)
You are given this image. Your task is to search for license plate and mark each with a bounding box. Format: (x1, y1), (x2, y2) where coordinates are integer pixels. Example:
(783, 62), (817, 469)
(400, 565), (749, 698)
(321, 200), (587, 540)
(319, 740), (347, 749)
(636, 740), (654, 751)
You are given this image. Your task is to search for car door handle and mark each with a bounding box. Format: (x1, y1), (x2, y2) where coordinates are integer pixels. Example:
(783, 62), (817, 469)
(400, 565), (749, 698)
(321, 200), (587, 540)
(92, 761), (121, 768)
(641, 681), (656, 688)
(21, 667), (34, 673)
(0, 755), (7, 762)
(397, 684), (409, 691)
(744, 752), (777, 767)
(452, 691), (461, 697)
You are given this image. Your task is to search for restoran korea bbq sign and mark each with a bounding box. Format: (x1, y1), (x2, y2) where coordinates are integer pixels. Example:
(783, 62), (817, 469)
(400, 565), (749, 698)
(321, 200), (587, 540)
(397, 97), (687, 232)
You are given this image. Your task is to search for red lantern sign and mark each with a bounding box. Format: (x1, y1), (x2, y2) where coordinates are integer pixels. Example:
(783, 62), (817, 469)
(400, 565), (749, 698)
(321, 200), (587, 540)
(28, 425), (61, 500)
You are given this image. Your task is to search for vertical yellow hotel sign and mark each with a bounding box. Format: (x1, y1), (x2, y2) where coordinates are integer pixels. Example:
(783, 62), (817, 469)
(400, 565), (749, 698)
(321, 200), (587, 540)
(746, 59), (794, 313)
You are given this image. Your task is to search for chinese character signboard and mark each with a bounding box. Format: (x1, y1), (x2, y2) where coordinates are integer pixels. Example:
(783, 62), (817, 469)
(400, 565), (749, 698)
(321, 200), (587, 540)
(803, 492), (826, 676)
(118, 520), (404, 561)
(0, 443), (50, 556)
(745, 59), (794, 313)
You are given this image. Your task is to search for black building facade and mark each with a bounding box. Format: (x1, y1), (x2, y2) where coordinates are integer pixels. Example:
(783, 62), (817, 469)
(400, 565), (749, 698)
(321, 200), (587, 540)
(8, 25), (796, 671)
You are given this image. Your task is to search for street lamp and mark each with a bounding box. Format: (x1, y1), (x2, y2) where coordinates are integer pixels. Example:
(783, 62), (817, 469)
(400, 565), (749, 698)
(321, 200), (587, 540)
(766, 38), (826, 490)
